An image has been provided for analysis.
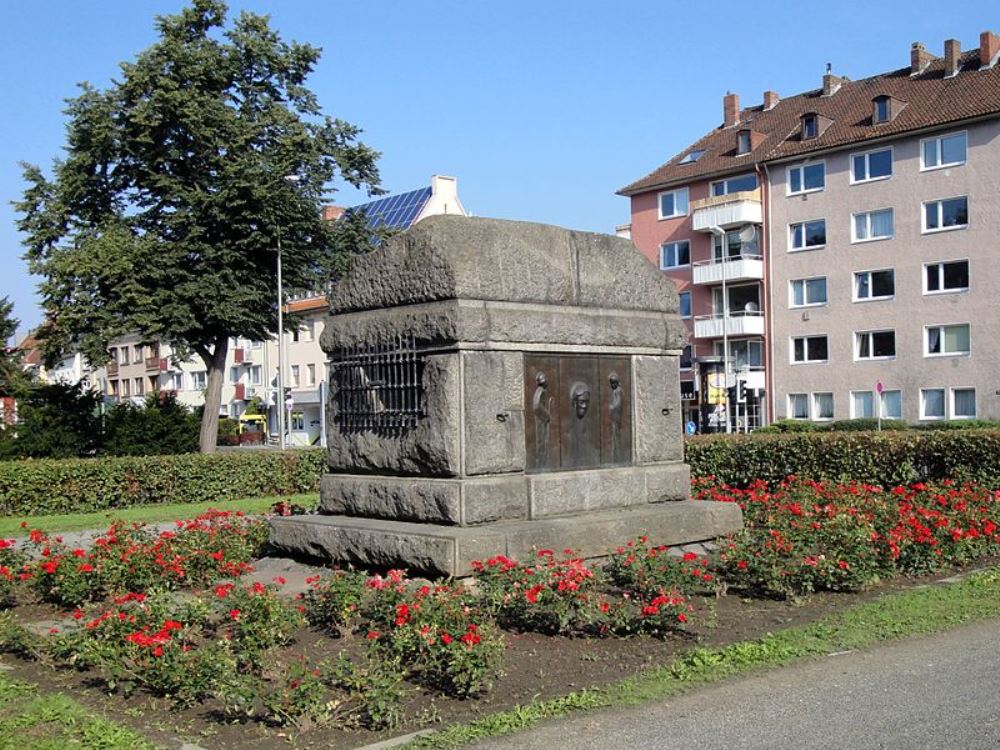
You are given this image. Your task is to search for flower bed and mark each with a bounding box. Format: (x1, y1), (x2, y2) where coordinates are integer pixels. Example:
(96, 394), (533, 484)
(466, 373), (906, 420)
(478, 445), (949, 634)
(1, 478), (999, 744)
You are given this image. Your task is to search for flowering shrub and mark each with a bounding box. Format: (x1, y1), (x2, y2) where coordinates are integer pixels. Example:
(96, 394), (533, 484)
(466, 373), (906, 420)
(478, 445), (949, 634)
(364, 572), (504, 698)
(700, 477), (1000, 598)
(0, 539), (27, 608)
(213, 580), (304, 667)
(605, 536), (717, 599)
(301, 569), (367, 635)
(22, 511), (266, 606)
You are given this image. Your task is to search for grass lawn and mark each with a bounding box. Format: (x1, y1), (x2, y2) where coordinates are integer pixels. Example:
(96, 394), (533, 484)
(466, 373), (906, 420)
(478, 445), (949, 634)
(0, 493), (319, 537)
(0, 672), (157, 750)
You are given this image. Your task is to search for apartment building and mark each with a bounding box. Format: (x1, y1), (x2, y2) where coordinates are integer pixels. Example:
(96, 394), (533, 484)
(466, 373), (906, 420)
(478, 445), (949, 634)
(621, 31), (1000, 428)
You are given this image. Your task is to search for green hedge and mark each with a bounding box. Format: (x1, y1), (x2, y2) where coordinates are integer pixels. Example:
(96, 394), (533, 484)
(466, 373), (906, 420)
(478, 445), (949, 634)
(0, 449), (326, 517)
(685, 430), (1000, 488)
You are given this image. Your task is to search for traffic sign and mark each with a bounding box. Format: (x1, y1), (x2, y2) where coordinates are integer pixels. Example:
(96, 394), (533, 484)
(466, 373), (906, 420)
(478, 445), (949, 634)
(685, 421), (697, 435)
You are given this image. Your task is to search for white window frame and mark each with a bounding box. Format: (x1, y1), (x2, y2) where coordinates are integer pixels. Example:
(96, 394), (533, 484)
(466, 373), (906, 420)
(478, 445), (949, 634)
(191, 371), (207, 390)
(306, 364), (316, 387)
(786, 161), (826, 196)
(788, 219), (826, 252)
(812, 392), (835, 421)
(880, 389), (903, 419)
(249, 365), (263, 386)
(851, 208), (894, 243)
(854, 329), (896, 362)
(657, 187), (689, 220)
(788, 393), (810, 420)
(710, 173), (757, 196)
(290, 364), (301, 387)
(920, 131), (967, 172)
(924, 323), (971, 357)
(922, 196), (969, 234)
(790, 335), (829, 364)
(788, 277), (828, 308)
(950, 387), (977, 420)
(923, 259), (970, 295)
(920, 388), (946, 420)
(850, 146), (893, 184)
(853, 268), (895, 302)
(660, 240), (690, 270)
(850, 390), (875, 419)
(679, 291), (692, 319)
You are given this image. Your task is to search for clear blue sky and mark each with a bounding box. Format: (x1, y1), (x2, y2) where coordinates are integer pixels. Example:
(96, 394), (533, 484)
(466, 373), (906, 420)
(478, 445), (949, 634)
(2, 0), (996, 343)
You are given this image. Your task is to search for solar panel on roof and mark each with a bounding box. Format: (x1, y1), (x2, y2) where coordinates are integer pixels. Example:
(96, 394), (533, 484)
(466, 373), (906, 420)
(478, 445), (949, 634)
(351, 187), (432, 231)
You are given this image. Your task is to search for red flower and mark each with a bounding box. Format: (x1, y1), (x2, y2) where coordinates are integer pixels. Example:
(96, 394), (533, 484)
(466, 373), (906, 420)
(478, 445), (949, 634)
(229, 609), (241, 621)
(152, 646), (164, 658)
(272, 576), (287, 586)
(78, 563), (94, 573)
(682, 552), (698, 562)
(366, 630), (380, 640)
(676, 613), (687, 623)
(440, 633), (453, 645)
(72, 609), (84, 620)
(41, 560), (59, 574)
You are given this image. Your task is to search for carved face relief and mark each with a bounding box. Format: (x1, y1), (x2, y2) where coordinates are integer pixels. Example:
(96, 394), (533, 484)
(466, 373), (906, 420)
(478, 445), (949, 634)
(571, 383), (591, 419)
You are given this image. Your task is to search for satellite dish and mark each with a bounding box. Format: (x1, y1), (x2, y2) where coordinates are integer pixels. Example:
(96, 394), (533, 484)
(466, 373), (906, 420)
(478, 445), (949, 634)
(738, 225), (758, 244)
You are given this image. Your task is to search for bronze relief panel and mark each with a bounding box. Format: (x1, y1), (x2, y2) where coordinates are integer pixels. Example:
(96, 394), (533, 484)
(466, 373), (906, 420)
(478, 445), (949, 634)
(600, 357), (632, 466)
(524, 355), (561, 472)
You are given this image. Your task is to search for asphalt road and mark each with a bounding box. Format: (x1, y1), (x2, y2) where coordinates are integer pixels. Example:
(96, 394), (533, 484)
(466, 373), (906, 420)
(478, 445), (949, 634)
(469, 619), (1000, 750)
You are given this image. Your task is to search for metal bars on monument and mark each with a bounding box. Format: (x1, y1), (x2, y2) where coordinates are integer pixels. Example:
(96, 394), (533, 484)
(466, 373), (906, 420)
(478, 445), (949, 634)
(330, 333), (423, 434)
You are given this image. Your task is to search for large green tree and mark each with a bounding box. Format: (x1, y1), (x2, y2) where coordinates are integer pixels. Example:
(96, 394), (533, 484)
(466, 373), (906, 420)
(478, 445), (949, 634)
(0, 297), (25, 398)
(16, 0), (382, 452)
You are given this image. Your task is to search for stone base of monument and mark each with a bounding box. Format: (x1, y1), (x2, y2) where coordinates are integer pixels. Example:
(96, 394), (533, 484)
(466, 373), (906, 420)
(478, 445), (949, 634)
(267, 216), (745, 578)
(269, 497), (741, 578)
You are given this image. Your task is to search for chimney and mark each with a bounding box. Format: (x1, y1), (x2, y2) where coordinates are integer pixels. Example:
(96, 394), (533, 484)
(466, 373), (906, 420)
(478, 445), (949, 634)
(911, 42), (934, 74)
(723, 91), (740, 128)
(981, 30), (1000, 69)
(321, 205), (345, 222)
(763, 90), (780, 110)
(822, 64), (843, 96)
(944, 39), (961, 77)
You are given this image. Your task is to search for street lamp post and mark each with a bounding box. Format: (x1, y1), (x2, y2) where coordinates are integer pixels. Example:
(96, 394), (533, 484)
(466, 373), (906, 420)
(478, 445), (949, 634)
(708, 226), (732, 434)
(276, 174), (301, 450)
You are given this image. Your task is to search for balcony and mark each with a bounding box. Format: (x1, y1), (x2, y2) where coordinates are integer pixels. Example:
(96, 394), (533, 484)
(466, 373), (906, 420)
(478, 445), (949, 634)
(145, 356), (163, 373)
(234, 347), (246, 364)
(107, 361), (119, 377)
(234, 383), (246, 401)
(693, 312), (766, 339)
(691, 189), (762, 232)
(692, 256), (765, 286)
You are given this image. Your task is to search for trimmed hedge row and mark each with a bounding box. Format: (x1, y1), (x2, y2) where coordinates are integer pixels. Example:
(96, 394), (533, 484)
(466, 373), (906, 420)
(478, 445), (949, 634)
(685, 430), (1000, 488)
(0, 449), (326, 517)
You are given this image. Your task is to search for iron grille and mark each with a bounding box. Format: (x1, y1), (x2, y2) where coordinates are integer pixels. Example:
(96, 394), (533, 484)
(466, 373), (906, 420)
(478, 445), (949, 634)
(330, 333), (424, 434)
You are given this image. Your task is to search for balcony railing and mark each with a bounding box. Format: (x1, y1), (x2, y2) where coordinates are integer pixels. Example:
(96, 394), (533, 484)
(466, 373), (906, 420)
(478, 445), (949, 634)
(691, 189), (762, 231)
(107, 361), (119, 377)
(693, 311), (766, 339)
(145, 356), (162, 373)
(692, 255), (764, 285)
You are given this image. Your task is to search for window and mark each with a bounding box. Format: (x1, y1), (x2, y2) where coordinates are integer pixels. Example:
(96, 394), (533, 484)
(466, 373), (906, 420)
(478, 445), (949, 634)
(715, 339), (763, 369)
(813, 393), (834, 420)
(921, 132), (967, 170)
(306, 364), (316, 387)
(855, 330), (896, 360)
(851, 148), (892, 183)
(791, 335), (828, 363)
(788, 163), (825, 194)
(712, 229), (746, 260)
(789, 277), (827, 307)
(852, 209), (894, 242)
(679, 291), (692, 319)
(122, 379), (131, 397)
(133, 345), (143, 362)
(250, 365), (262, 386)
(678, 149), (705, 164)
(873, 96), (891, 124)
(134, 377), (144, 396)
(192, 371), (207, 390)
(711, 173), (758, 196)
(660, 241), (690, 269)
(302, 321), (314, 342)
(788, 393), (809, 419)
(251, 340), (263, 349)
(229, 366), (240, 384)
(292, 327), (300, 343)
(789, 220), (826, 251)
(680, 344), (693, 370)
(802, 115), (818, 140)
(292, 413), (305, 431)
(290, 365), (300, 387)
(658, 188), (689, 219)
(923, 196), (968, 232)
(925, 324), (970, 356)
(881, 390), (902, 419)
(854, 269), (895, 301)
(924, 260), (969, 294)
(920, 388), (945, 420)
(851, 390), (874, 418)
(229, 403), (240, 419)
(737, 131), (751, 154)
(168, 372), (184, 391)
(952, 388), (976, 419)
(120, 347), (130, 365)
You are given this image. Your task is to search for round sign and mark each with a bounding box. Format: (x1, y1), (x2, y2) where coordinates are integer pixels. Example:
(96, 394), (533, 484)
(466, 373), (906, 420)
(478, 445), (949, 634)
(685, 421), (697, 435)
(876, 381), (884, 394)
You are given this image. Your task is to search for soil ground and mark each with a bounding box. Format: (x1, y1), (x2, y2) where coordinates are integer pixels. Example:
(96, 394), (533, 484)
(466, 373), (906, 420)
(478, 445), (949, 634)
(2, 561), (985, 750)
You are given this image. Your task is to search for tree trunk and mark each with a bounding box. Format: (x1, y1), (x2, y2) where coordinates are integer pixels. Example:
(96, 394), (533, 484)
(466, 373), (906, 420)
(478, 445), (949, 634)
(197, 336), (230, 453)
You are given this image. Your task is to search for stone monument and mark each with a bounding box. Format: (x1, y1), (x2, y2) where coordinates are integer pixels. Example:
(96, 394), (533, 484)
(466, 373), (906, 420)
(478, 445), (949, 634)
(269, 215), (742, 576)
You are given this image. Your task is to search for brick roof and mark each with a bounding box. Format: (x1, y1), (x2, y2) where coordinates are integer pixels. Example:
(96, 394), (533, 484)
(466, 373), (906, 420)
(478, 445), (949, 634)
(619, 49), (1000, 195)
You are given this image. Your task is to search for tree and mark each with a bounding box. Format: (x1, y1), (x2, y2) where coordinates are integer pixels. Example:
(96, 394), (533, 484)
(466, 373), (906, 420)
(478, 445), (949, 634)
(0, 381), (103, 459)
(0, 297), (24, 398)
(16, 0), (383, 452)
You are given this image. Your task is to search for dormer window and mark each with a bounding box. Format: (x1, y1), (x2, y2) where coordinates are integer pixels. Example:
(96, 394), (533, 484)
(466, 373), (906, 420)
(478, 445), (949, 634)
(678, 149), (705, 164)
(802, 114), (819, 140)
(874, 96), (891, 124)
(737, 130), (752, 154)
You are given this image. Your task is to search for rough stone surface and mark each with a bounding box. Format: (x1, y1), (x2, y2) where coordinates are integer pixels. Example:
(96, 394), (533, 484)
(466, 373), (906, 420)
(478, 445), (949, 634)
(528, 467), (646, 518)
(319, 473), (528, 526)
(645, 462), (690, 502)
(632, 355), (683, 464)
(327, 353), (461, 476)
(331, 216), (677, 315)
(271, 501), (742, 577)
(463, 350), (526, 475)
